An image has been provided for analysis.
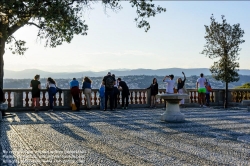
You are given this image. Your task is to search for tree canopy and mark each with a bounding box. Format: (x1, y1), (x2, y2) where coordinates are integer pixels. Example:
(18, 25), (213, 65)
(0, 0), (166, 88)
(235, 83), (250, 89)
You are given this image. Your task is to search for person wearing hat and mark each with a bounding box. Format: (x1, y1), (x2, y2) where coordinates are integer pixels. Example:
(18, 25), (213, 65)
(102, 72), (116, 111)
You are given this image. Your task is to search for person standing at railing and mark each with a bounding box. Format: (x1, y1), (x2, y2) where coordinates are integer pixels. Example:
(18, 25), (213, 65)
(117, 78), (129, 109)
(196, 73), (207, 108)
(99, 82), (105, 110)
(82, 77), (92, 110)
(103, 72), (116, 111)
(205, 79), (212, 107)
(162, 74), (175, 109)
(112, 74), (119, 111)
(177, 72), (186, 106)
(30, 74), (41, 111)
(147, 78), (158, 108)
(70, 78), (80, 111)
(46, 77), (57, 111)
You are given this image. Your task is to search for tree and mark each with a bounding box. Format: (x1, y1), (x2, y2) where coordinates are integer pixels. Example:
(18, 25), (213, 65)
(235, 83), (250, 89)
(201, 15), (245, 108)
(0, 0), (166, 88)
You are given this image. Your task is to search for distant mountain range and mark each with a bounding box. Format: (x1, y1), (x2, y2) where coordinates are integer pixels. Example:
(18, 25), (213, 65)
(4, 68), (250, 79)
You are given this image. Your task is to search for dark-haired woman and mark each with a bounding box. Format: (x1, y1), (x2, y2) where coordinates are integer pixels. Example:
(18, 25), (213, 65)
(46, 77), (57, 111)
(82, 77), (92, 110)
(177, 72), (186, 105)
(147, 78), (158, 108)
(30, 74), (41, 111)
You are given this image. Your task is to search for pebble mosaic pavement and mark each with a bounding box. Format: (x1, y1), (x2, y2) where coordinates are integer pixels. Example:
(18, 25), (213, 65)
(1, 108), (250, 166)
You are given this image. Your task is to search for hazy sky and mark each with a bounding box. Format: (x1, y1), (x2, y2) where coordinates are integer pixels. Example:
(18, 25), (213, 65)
(4, 1), (250, 72)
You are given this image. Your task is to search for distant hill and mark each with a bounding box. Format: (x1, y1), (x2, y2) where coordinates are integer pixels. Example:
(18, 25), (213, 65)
(4, 68), (250, 79)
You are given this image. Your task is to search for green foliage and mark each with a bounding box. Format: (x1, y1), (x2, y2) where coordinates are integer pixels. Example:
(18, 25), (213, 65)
(0, 0), (166, 55)
(235, 83), (250, 89)
(201, 15), (245, 83)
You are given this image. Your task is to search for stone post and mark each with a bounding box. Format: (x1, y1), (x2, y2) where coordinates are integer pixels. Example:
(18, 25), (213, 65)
(14, 90), (23, 107)
(63, 90), (72, 109)
(146, 89), (151, 106)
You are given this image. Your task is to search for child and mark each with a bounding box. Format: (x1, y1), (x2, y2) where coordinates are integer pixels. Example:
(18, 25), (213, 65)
(99, 82), (105, 110)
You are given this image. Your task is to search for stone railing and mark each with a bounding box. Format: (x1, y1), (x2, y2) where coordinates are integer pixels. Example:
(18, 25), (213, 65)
(2, 88), (249, 111)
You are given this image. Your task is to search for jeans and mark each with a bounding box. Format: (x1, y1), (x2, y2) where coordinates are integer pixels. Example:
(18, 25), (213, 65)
(48, 87), (57, 109)
(100, 96), (105, 110)
(206, 93), (210, 106)
(105, 90), (114, 110)
(113, 87), (119, 108)
(122, 91), (129, 107)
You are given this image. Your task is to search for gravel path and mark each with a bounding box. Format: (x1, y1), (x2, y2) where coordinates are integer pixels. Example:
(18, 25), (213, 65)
(1, 108), (250, 165)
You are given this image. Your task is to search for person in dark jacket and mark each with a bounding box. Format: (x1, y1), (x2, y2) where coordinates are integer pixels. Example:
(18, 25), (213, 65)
(147, 78), (158, 108)
(30, 74), (41, 111)
(117, 78), (129, 109)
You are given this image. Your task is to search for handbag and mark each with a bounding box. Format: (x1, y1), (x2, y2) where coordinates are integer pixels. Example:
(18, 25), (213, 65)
(206, 85), (212, 92)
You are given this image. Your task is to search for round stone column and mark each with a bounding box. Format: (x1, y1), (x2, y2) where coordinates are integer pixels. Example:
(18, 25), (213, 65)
(157, 94), (189, 123)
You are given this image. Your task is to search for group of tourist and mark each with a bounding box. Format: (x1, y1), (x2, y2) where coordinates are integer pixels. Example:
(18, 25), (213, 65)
(147, 72), (212, 108)
(28, 72), (130, 112)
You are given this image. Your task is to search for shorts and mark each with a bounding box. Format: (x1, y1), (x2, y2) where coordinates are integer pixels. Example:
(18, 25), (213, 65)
(198, 88), (206, 93)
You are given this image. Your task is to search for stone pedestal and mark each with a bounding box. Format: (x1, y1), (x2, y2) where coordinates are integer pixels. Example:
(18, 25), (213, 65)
(157, 94), (189, 122)
(0, 103), (8, 121)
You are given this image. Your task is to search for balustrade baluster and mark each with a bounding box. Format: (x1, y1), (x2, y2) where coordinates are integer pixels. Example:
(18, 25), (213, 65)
(42, 91), (46, 106)
(190, 91), (194, 103)
(135, 91), (138, 104)
(139, 91), (142, 104)
(94, 91), (97, 105)
(7, 91), (11, 107)
(25, 91), (29, 107)
(130, 91), (134, 104)
(211, 91), (214, 102)
(58, 92), (62, 106)
(142, 91), (146, 104)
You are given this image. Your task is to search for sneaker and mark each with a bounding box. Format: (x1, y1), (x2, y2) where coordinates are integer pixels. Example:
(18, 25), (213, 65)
(202, 105), (207, 108)
(48, 109), (53, 112)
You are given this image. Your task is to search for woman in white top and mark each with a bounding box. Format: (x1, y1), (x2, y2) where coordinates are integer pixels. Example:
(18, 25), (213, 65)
(46, 77), (57, 111)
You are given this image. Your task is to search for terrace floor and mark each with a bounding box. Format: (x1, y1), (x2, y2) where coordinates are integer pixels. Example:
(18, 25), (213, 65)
(1, 107), (250, 166)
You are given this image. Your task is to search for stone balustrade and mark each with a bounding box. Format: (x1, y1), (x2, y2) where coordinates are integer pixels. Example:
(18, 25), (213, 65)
(2, 88), (249, 111)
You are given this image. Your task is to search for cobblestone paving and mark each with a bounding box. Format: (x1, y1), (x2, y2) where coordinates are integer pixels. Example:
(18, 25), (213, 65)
(1, 108), (250, 166)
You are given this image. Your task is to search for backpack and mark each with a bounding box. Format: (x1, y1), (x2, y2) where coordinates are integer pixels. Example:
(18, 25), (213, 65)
(106, 76), (114, 89)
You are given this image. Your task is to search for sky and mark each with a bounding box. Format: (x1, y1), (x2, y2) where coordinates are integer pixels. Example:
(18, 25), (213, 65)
(4, 1), (250, 72)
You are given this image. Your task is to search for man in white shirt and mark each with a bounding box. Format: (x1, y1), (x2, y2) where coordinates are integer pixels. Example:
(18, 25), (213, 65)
(162, 74), (175, 109)
(196, 73), (207, 107)
(163, 74), (175, 93)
